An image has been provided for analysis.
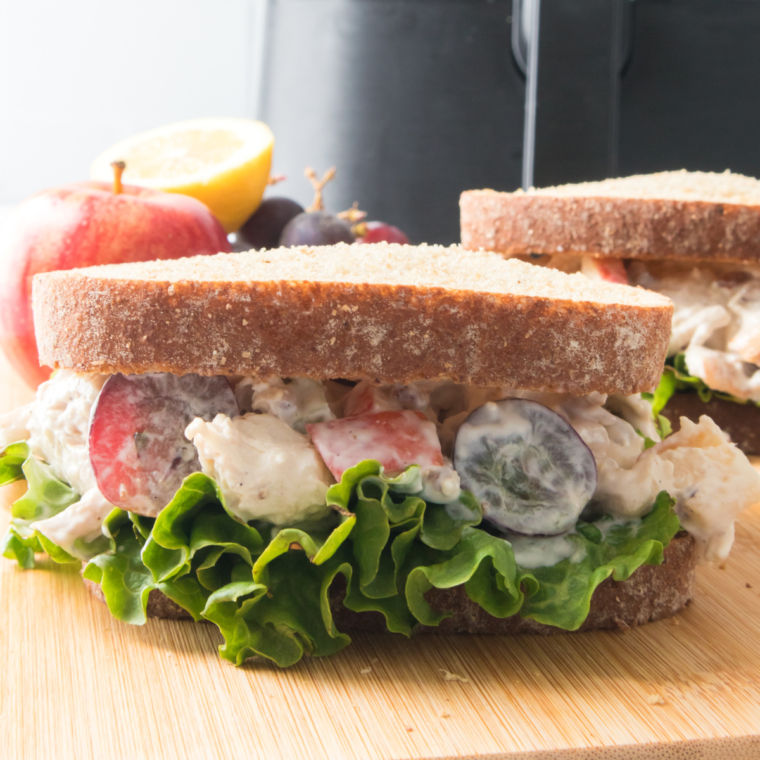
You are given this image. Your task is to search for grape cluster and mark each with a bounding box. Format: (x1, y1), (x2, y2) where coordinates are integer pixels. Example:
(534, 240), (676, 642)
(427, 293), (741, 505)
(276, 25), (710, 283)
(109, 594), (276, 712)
(236, 167), (409, 249)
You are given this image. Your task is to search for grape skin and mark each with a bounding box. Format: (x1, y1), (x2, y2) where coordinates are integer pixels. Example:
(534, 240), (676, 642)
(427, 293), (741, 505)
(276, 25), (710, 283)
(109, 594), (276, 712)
(238, 197), (304, 249)
(279, 211), (355, 247)
(454, 398), (597, 536)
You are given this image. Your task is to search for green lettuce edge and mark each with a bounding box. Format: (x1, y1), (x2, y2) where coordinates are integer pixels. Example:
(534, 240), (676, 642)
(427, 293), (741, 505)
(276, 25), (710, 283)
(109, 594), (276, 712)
(1, 447), (681, 667)
(644, 354), (759, 419)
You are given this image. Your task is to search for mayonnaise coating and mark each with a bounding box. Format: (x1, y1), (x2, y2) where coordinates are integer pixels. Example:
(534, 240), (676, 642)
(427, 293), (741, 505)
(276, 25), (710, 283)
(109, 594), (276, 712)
(234, 376), (335, 433)
(629, 262), (760, 400)
(186, 413), (334, 526)
(27, 371), (108, 493)
(651, 416), (760, 561)
(0, 403), (33, 449)
(33, 487), (112, 560)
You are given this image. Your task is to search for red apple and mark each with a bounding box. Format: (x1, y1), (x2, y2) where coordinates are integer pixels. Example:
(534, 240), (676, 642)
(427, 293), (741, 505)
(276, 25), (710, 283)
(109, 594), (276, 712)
(0, 174), (231, 388)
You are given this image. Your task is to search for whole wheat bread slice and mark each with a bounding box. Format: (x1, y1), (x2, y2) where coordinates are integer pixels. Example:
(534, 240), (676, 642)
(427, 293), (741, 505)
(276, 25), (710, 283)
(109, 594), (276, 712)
(461, 170), (760, 264)
(83, 533), (696, 633)
(33, 243), (671, 396)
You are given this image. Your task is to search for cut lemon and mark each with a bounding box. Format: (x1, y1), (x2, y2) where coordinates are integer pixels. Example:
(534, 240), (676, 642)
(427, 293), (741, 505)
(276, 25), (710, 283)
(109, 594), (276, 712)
(91, 118), (274, 233)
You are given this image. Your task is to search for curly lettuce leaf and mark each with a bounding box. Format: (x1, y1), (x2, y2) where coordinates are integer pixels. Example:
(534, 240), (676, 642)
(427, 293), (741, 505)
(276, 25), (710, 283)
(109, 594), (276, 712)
(1, 443), (81, 568)
(518, 491), (679, 629)
(326, 461), (482, 599)
(651, 354), (757, 409)
(5, 447), (682, 667)
(83, 509), (210, 624)
(404, 492), (678, 631)
(0, 441), (29, 486)
(83, 510), (156, 624)
(141, 473), (264, 583)
(202, 550), (353, 667)
(405, 527), (529, 626)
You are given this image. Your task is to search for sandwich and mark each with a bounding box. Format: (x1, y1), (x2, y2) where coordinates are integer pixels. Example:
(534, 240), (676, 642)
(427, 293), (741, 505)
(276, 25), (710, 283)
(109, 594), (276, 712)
(2, 243), (759, 668)
(461, 169), (760, 454)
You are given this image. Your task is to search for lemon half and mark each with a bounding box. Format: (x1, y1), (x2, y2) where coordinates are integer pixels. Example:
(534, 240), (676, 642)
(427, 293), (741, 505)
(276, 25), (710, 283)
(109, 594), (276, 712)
(91, 118), (274, 232)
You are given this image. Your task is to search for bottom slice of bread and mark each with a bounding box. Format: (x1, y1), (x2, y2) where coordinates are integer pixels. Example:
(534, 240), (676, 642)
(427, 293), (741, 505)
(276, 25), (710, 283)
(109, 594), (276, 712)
(661, 392), (760, 456)
(83, 533), (695, 636)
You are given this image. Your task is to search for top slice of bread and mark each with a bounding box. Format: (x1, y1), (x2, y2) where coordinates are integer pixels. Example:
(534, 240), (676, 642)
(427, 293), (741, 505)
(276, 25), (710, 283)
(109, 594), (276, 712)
(33, 243), (672, 395)
(461, 170), (760, 264)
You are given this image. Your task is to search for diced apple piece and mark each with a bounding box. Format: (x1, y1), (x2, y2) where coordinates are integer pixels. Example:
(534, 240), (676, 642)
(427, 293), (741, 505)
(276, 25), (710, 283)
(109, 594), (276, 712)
(307, 410), (443, 480)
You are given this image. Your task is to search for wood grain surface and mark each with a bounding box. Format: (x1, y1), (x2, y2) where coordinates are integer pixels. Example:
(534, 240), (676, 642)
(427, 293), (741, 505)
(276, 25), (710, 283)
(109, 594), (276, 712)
(2, 353), (760, 760)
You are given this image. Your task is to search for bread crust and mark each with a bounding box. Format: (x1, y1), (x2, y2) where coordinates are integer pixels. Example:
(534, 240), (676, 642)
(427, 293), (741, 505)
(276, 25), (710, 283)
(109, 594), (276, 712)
(461, 190), (760, 264)
(33, 261), (671, 396)
(82, 533), (695, 634)
(661, 392), (760, 456)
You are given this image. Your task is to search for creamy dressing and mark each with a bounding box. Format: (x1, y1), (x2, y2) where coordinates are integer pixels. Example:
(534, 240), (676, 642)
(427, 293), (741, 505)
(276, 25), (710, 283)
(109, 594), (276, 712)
(507, 532), (587, 569)
(11, 371), (760, 565)
(0, 403), (33, 448)
(628, 261), (760, 401)
(234, 376), (335, 433)
(27, 371), (108, 493)
(32, 487), (112, 560)
(650, 416), (760, 560)
(419, 465), (462, 504)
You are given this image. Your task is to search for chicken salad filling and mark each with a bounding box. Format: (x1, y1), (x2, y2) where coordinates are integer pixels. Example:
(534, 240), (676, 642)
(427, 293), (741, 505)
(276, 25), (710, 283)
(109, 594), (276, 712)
(3, 368), (758, 666)
(2, 369), (758, 563)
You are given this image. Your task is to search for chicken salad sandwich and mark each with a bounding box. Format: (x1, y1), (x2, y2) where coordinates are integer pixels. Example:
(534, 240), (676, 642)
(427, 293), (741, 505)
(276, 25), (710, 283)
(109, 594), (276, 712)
(2, 243), (759, 667)
(461, 170), (760, 454)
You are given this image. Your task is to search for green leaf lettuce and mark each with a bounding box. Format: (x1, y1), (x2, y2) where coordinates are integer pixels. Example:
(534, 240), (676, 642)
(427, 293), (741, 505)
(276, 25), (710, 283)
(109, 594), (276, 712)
(1, 446), (682, 667)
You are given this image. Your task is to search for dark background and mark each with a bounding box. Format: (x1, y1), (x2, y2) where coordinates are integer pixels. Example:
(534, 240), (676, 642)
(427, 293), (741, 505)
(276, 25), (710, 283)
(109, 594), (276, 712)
(260, 0), (760, 245)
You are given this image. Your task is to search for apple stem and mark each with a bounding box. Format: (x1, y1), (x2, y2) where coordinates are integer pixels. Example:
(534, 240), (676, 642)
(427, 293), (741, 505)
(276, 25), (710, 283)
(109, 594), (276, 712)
(111, 161), (126, 194)
(305, 166), (336, 213)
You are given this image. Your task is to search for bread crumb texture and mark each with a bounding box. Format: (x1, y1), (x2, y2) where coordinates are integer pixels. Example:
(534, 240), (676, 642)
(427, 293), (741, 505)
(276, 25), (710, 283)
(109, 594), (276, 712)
(33, 243), (671, 395)
(41, 242), (665, 305)
(526, 169), (760, 204)
(462, 170), (760, 263)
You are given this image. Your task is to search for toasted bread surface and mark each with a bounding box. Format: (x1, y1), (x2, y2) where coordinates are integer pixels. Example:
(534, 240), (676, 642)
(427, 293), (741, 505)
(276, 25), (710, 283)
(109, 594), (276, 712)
(33, 243), (671, 395)
(83, 533), (696, 632)
(461, 170), (760, 264)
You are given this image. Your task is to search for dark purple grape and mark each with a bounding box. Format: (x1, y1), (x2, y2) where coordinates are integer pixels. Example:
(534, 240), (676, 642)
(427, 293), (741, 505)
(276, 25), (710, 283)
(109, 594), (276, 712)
(454, 398), (597, 536)
(238, 197), (305, 249)
(279, 211), (355, 247)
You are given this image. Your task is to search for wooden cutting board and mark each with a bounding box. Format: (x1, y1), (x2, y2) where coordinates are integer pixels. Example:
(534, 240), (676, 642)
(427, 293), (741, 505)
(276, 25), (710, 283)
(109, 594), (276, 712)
(2, 353), (760, 760)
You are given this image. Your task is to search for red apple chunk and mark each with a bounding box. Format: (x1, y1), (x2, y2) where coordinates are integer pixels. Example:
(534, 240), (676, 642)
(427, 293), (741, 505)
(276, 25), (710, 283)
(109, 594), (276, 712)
(307, 410), (444, 481)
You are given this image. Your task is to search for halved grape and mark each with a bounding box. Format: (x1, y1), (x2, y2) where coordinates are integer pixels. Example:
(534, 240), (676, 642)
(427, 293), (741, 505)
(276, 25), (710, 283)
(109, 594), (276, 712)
(453, 399), (597, 535)
(89, 373), (239, 516)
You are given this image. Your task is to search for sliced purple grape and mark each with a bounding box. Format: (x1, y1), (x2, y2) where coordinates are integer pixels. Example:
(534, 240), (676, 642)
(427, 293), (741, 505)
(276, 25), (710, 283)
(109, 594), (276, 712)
(279, 211), (355, 247)
(453, 398), (597, 535)
(89, 373), (239, 516)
